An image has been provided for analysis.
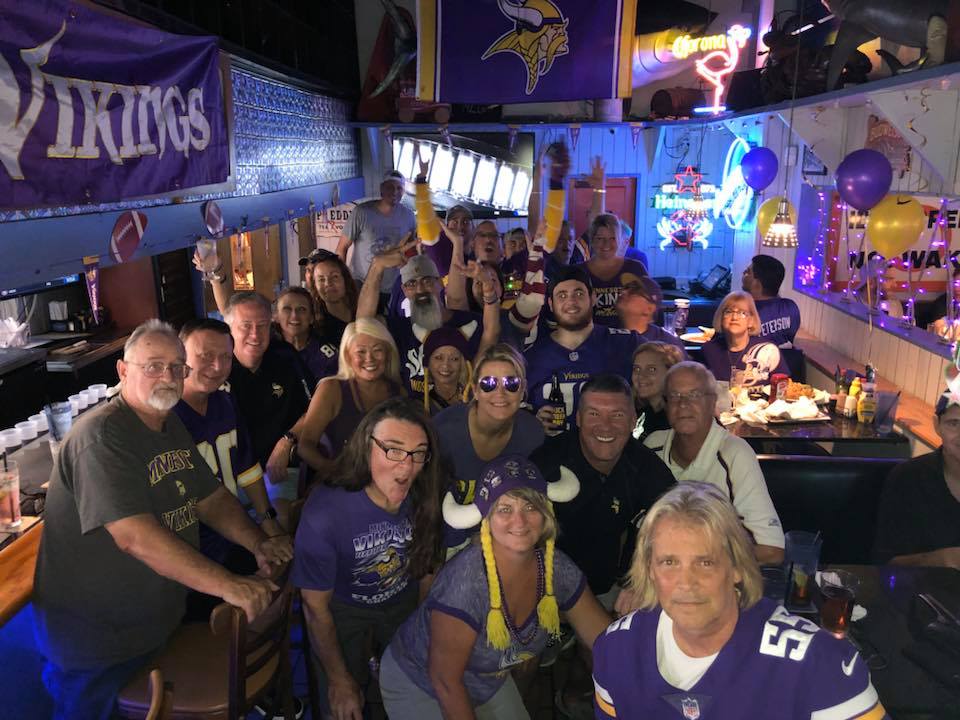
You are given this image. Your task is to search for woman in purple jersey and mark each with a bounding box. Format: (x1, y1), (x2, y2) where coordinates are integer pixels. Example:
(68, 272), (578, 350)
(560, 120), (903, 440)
(273, 286), (340, 385)
(294, 398), (445, 720)
(701, 291), (788, 387)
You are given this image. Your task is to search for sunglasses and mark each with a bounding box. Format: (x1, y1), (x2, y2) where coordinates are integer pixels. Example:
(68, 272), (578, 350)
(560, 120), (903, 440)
(477, 375), (522, 393)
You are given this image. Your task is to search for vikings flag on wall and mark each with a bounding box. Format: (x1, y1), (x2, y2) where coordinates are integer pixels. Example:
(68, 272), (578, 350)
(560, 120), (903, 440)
(416, 0), (635, 103)
(0, 0), (230, 209)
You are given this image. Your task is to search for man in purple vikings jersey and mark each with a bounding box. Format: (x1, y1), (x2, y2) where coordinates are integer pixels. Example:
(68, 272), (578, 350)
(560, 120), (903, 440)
(743, 255), (801, 346)
(526, 265), (642, 434)
(595, 483), (887, 720)
(174, 320), (289, 560)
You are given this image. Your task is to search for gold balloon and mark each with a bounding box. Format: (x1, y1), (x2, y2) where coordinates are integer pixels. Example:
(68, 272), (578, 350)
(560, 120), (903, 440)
(757, 197), (796, 238)
(867, 194), (926, 258)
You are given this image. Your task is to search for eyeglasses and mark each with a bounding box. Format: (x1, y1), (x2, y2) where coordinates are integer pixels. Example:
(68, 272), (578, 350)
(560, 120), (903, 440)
(477, 375), (523, 393)
(722, 309), (749, 319)
(371, 436), (430, 464)
(403, 276), (437, 291)
(666, 390), (714, 405)
(126, 361), (191, 379)
(632, 364), (664, 376)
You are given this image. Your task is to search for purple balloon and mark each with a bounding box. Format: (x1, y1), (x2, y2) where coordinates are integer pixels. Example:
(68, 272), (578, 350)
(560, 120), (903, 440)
(740, 147), (779, 191)
(835, 149), (893, 211)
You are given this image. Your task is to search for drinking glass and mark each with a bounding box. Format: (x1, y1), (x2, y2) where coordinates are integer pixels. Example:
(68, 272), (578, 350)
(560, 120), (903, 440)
(196, 239), (220, 282)
(785, 530), (822, 608)
(0, 460), (21, 530)
(820, 569), (859, 636)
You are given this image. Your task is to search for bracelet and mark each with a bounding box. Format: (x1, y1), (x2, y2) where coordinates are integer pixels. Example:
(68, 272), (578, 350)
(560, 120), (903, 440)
(483, 295), (500, 305)
(593, 189), (607, 194)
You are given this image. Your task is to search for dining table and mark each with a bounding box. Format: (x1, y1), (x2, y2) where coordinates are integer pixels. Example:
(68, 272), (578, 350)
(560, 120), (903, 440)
(766, 564), (960, 719)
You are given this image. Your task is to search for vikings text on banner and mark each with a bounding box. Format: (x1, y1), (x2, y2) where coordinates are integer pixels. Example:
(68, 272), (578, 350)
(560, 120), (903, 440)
(416, 0), (635, 104)
(0, 0), (230, 209)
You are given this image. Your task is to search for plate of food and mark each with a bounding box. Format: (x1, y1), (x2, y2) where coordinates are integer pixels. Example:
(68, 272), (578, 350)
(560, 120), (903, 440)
(782, 380), (831, 405)
(679, 326), (716, 343)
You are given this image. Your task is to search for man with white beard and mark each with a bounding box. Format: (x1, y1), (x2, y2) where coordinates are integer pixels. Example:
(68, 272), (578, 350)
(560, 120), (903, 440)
(33, 320), (290, 720)
(359, 247), (485, 394)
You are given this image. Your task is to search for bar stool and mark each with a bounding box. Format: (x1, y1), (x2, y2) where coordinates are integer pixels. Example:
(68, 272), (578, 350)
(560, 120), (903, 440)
(115, 564), (297, 720)
(145, 668), (173, 720)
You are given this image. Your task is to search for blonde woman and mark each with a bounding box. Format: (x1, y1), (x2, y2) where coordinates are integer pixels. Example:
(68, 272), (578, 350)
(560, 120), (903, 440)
(433, 343), (545, 554)
(631, 341), (685, 439)
(298, 319), (404, 481)
(379, 455), (610, 719)
(597, 482), (881, 719)
(701, 291), (788, 387)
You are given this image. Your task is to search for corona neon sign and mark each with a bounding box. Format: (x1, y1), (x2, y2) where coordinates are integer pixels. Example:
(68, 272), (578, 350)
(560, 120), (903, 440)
(671, 24), (752, 115)
(714, 136), (755, 229)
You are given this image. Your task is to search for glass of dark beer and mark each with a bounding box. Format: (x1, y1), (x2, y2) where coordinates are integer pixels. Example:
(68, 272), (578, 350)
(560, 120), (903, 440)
(820, 570), (859, 636)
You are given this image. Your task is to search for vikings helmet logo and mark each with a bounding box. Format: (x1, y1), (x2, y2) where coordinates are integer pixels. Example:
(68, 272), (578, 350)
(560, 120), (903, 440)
(741, 342), (781, 386)
(483, 0), (569, 95)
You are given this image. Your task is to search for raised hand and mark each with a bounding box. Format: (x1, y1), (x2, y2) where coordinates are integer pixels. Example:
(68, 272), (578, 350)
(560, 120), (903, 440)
(415, 141), (429, 179)
(589, 155), (606, 190)
(547, 140), (571, 185)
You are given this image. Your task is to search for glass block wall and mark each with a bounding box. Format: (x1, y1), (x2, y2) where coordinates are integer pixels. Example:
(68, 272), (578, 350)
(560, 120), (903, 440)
(0, 66), (360, 222)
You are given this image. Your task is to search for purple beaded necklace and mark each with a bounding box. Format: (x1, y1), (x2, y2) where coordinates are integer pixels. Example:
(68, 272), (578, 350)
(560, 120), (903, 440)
(495, 548), (546, 647)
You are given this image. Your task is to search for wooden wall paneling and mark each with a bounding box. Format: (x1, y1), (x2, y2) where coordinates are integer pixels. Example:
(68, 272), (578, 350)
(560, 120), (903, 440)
(913, 349), (933, 399)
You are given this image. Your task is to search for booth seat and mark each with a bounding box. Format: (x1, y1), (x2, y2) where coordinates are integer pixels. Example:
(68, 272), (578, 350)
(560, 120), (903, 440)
(758, 454), (905, 564)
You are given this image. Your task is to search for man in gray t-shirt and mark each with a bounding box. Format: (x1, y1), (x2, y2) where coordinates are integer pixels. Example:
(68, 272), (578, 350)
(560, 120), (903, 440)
(32, 320), (292, 720)
(337, 170), (416, 293)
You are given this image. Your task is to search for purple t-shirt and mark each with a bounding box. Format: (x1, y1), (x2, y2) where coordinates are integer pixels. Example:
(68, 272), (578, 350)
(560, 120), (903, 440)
(593, 598), (883, 719)
(299, 333), (340, 385)
(581, 258), (649, 327)
(701, 335), (789, 387)
(388, 542), (586, 704)
(638, 324), (688, 357)
(433, 403), (545, 549)
(292, 484), (414, 607)
(755, 297), (801, 346)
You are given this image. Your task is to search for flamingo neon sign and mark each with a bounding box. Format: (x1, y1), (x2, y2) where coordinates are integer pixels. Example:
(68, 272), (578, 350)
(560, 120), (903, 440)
(671, 24), (752, 115)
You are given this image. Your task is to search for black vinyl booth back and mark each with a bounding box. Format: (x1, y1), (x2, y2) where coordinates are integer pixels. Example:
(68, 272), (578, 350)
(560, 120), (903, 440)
(758, 454), (906, 564)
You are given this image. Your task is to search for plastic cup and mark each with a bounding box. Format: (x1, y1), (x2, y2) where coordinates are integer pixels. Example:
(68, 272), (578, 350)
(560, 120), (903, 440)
(0, 460), (21, 530)
(43, 403), (73, 443)
(69, 393), (87, 410)
(80, 390), (97, 407)
(68, 399), (79, 416)
(28, 413), (48, 433)
(14, 421), (37, 442)
(88, 383), (108, 399)
(0, 429), (21, 454)
(785, 531), (822, 607)
(820, 569), (859, 636)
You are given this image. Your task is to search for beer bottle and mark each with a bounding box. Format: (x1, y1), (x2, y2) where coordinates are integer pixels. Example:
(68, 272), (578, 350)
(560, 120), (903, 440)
(549, 373), (566, 430)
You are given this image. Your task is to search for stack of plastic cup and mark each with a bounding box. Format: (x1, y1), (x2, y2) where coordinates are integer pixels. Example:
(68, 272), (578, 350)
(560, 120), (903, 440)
(43, 402), (73, 460)
(88, 384), (108, 399)
(14, 421), (37, 443)
(0, 429), (22, 454)
(80, 390), (97, 407)
(29, 413), (48, 434)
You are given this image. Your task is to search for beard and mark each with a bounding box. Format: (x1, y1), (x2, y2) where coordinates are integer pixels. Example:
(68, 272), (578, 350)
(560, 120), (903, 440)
(410, 292), (443, 331)
(147, 384), (181, 411)
(556, 310), (591, 332)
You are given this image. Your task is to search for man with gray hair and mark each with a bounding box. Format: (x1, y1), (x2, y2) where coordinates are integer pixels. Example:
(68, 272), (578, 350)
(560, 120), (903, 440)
(643, 361), (784, 565)
(594, 482), (884, 719)
(359, 248), (488, 394)
(33, 319), (290, 720)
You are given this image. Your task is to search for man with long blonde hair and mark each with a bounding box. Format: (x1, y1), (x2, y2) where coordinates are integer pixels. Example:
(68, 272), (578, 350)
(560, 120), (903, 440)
(593, 483), (887, 719)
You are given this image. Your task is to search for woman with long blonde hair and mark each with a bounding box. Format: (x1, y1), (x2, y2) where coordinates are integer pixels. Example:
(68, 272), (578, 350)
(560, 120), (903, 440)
(298, 318), (404, 483)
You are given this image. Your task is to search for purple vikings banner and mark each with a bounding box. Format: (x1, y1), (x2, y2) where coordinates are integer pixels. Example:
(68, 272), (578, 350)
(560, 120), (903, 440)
(416, 0), (635, 103)
(0, 0), (230, 209)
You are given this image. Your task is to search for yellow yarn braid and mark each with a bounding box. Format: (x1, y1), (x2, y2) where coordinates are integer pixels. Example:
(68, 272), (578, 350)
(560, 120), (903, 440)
(461, 360), (474, 403)
(480, 519), (511, 650)
(537, 536), (561, 639)
(422, 366), (431, 414)
(542, 187), (565, 253)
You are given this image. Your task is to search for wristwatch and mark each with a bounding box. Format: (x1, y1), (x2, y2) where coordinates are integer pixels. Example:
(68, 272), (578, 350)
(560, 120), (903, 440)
(255, 506), (278, 524)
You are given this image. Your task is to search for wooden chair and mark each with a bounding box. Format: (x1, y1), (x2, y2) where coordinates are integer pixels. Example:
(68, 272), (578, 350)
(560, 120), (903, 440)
(144, 669), (173, 720)
(116, 563), (297, 719)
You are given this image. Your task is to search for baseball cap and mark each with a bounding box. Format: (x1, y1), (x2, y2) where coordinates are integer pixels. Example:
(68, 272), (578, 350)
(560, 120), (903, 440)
(623, 276), (663, 307)
(400, 254), (440, 285)
(382, 169), (405, 185)
(298, 248), (339, 266)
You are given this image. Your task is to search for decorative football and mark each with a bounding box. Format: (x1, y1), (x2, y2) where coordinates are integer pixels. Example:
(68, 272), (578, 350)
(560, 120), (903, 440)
(109, 211), (148, 264)
(202, 200), (224, 238)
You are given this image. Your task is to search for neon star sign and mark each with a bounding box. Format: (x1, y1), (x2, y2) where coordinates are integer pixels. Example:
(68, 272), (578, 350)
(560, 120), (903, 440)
(670, 24), (752, 115)
(655, 166), (715, 250)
